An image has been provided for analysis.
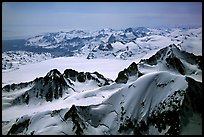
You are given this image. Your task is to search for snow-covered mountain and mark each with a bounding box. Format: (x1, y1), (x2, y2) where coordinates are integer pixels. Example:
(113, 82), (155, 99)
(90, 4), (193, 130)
(22, 27), (202, 59)
(2, 70), (202, 135)
(2, 26), (202, 74)
(138, 44), (202, 82)
(56, 73), (201, 135)
(2, 68), (113, 104)
(2, 51), (54, 71)
(2, 45), (202, 135)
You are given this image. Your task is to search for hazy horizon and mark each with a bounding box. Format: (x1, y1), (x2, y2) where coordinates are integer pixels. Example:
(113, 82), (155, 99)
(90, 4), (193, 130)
(2, 2), (202, 40)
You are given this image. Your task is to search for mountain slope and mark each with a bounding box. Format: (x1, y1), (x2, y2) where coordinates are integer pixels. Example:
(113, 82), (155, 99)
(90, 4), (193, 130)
(2, 69), (113, 106)
(3, 71), (201, 135)
(2, 44), (202, 135)
(138, 44), (202, 82)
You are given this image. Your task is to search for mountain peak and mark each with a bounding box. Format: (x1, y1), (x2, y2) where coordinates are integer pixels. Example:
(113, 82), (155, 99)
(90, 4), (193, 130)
(168, 43), (180, 51)
(63, 69), (113, 86)
(115, 62), (143, 84)
(45, 69), (61, 78)
(125, 27), (133, 33)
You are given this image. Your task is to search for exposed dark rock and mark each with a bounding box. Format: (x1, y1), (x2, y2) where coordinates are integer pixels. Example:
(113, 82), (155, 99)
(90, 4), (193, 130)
(11, 69), (71, 104)
(107, 43), (113, 50)
(108, 34), (116, 44)
(98, 43), (113, 51)
(7, 118), (30, 135)
(141, 46), (169, 65)
(115, 62), (143, 83)
(64, 105), (86, 135)
(77, 72), (86, 82)
(180, 77), (202, 117)
(87, 52), (96, 59)
(64, 69), (78, 81)
(166, 56), (185, 75)
(2, 81), (33, 92)
(8, 68), (112, 105)
(64, 69), (112, 86)
(115, 71), (128, 84)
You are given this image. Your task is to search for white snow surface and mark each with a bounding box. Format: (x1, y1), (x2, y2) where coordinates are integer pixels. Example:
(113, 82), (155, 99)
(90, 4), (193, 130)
(2, 57), (138, 87)
(2, 71), (190, 135)
(103, 71), (188, 120)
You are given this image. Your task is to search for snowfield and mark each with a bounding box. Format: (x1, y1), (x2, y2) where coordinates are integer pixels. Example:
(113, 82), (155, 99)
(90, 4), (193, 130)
(2, 57), (138, 87)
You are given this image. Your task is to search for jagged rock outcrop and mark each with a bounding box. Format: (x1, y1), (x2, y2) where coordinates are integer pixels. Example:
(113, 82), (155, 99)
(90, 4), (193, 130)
(3, 68), (113, 105)
(64, 69), (113, 86)
(115, 62), (143, 83)
(7, 115), (30, 135)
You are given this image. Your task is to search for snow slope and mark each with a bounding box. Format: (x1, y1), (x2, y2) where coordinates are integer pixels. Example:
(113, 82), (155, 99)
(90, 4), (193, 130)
(2, 70), (202, 135)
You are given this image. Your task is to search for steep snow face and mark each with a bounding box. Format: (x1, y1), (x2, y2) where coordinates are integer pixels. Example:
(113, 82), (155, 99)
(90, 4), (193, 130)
(2, 64), (202, 135)
(2, 68), (117, 131)
(96, 71), (189, 135)
(61, 73), (200, 135)
(2, 70), (121, 135)
(2, 51), (54, 71)
(4, 71), (201, 135)
(106, 71), (188, 118)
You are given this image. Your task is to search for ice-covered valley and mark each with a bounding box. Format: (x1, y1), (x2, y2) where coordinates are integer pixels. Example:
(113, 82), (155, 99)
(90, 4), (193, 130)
(2, 57), (137, 87)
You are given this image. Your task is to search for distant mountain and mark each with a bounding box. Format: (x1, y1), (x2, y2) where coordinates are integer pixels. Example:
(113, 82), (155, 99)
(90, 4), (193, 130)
(22, 26), (202, 59)
(2, 51), (54, 71)
(2, 27), (200, 59)
(2, 27), (202, 74)
(22, 27), (150, 57)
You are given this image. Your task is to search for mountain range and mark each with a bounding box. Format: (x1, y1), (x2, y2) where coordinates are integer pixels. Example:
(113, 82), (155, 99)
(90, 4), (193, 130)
(2, 26), (202, 73)
(2, 38), (202, 135)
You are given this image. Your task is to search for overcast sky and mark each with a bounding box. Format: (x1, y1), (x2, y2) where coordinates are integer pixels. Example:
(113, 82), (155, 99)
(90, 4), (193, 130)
(2, 2), (202, 40)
